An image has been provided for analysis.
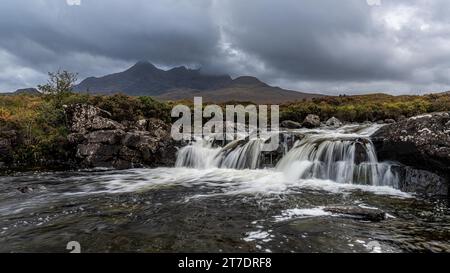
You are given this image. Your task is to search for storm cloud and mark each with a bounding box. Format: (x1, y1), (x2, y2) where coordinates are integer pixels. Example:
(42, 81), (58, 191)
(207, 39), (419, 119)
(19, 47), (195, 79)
(0, 0), (450, 94)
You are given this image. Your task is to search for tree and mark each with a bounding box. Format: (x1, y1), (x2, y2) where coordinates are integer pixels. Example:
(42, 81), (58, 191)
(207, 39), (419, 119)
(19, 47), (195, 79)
(38, 70), (78, 108)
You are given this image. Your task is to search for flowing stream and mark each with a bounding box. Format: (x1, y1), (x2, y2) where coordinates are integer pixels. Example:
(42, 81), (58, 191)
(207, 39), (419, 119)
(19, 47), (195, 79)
(0, 124), (449, 253)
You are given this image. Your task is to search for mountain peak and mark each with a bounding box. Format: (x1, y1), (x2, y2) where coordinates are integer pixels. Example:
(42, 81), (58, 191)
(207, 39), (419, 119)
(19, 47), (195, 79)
(127, 61), (158, 72)
(232, 76), (267, 87)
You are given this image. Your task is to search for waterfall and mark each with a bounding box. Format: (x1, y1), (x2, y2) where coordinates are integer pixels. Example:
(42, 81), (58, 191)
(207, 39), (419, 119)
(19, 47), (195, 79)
(176, 138), (266, 170)
(175, 139), (222, 169)
(175, 125), (400, 188)
(276, 134), (399, 187)
(218, 139), (265, 169)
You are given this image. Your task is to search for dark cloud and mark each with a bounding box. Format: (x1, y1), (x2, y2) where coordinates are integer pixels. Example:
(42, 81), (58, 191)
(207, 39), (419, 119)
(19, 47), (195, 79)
(0, 0), (449, 94)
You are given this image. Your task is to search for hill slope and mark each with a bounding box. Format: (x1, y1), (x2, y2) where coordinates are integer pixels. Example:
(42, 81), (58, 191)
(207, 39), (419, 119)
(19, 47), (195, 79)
(157, 76), (321, 104)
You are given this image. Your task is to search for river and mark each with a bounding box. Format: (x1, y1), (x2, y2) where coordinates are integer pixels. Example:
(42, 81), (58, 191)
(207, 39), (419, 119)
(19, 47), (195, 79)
(0, 125), (449, 253)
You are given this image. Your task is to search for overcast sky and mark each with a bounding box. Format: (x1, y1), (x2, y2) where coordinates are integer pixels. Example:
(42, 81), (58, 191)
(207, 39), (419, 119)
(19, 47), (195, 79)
(1, 0), (450, 95)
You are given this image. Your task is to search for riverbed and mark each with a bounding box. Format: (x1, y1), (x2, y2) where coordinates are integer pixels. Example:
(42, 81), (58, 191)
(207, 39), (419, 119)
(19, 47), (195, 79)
(0, 168), (449, 253)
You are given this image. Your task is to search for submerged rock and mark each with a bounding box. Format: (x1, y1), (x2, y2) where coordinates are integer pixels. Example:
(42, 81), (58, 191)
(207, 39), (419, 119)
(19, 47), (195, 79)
(17, 186), (34, 194)
(303, 114), (321, 128)
(324, 206), (386, 222)
(372, 112), (450, 197)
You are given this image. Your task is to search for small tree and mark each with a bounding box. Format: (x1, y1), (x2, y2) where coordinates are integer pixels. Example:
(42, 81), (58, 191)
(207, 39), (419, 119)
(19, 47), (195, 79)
(38, 70), (78, 108)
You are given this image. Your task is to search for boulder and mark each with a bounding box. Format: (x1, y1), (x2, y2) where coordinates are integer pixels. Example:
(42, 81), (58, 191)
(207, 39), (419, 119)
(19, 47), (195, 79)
(326, 117), (343, 127)
(303, 114), (321, 128)
(384, 119), (396, 124)
(66, 104), (179, 169)
(85, 130), (125, 145)
(398, 167), (448, 197)
(372, 112), (450, 197)
(66, 104), (124, 134)
(281, 120), (302, 129)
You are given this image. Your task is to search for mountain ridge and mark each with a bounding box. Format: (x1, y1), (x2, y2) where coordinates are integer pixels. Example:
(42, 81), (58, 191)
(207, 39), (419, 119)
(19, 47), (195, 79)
(74, 61), (324, 103)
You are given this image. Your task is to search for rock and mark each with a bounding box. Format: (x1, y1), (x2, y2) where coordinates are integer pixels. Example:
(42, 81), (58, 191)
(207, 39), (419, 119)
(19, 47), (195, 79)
(324, 206), (386, 222)
(66, 104), (124, 134)
(326, 117), (343, 127)
(302, 114), (321, 128)
(0, 130), (18, 167)
(122, 131), (154, 148)
(66, 103), (179, 169)
(67, 133), (86, 144)
(85, 130), (125, 145)
(372, 112), (450, 197)
(17, 186), (34, 194)
(397, 166), (448, 198)
(281, 120), (302, 129)
(384, 119), (396, 124)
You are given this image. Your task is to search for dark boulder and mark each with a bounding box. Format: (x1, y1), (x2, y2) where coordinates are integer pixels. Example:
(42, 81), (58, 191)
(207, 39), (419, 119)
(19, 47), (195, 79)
(372, 112), (450, 197)
(397, 167), (448, 198)
(303, 114), (321, 128)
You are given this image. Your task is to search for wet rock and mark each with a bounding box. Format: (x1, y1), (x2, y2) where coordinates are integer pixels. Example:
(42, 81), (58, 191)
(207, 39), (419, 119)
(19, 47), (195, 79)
(324, 206), (386, 222)
(397, 167), (448, 198)
(372, 112), (450, 197)
(326, 117), (343, 128)
(303, 114), (321, 128)
(384, 119), (396, 124)
(17, 186), (34, 194)
(397, 115), (406, 122)
(281, 120), (302, 129)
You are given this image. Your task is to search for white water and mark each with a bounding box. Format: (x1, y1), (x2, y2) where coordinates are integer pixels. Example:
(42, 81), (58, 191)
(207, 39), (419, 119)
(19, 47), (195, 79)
(175, 124), (400, 188)
(176, 137), (267, 170)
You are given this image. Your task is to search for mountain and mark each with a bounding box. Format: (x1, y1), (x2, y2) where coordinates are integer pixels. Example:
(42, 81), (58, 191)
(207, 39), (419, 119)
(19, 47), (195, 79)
(0, 88), (41, 96)
(74, 61), (232, 96)
(157, 76), (320, 104)
(14, 88), (41, 95)
(74, 61), (324, 103)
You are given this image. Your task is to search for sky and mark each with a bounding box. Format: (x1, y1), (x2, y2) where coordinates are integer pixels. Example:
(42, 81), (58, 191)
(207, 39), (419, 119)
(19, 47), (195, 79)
(1, 0), (450, 95)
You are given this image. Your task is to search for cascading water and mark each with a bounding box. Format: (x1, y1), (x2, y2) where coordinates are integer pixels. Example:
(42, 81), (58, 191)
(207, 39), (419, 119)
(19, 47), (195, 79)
(175, 139), (222, 169)
(176, 137), (266, 170)
(276, 134), (399, 187)
(175, 124), (400, 188)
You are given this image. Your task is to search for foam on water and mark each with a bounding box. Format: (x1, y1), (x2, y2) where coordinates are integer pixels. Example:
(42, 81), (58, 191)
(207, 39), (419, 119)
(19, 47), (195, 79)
(72, 167), (411, 198)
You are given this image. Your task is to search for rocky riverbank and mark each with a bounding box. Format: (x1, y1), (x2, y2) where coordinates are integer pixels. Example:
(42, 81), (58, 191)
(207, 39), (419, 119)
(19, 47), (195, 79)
(65, 104), (179, 169)
(0, 103), (180, 172)
(372, 112), (450, 198)
(1, 105), (449, 199)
